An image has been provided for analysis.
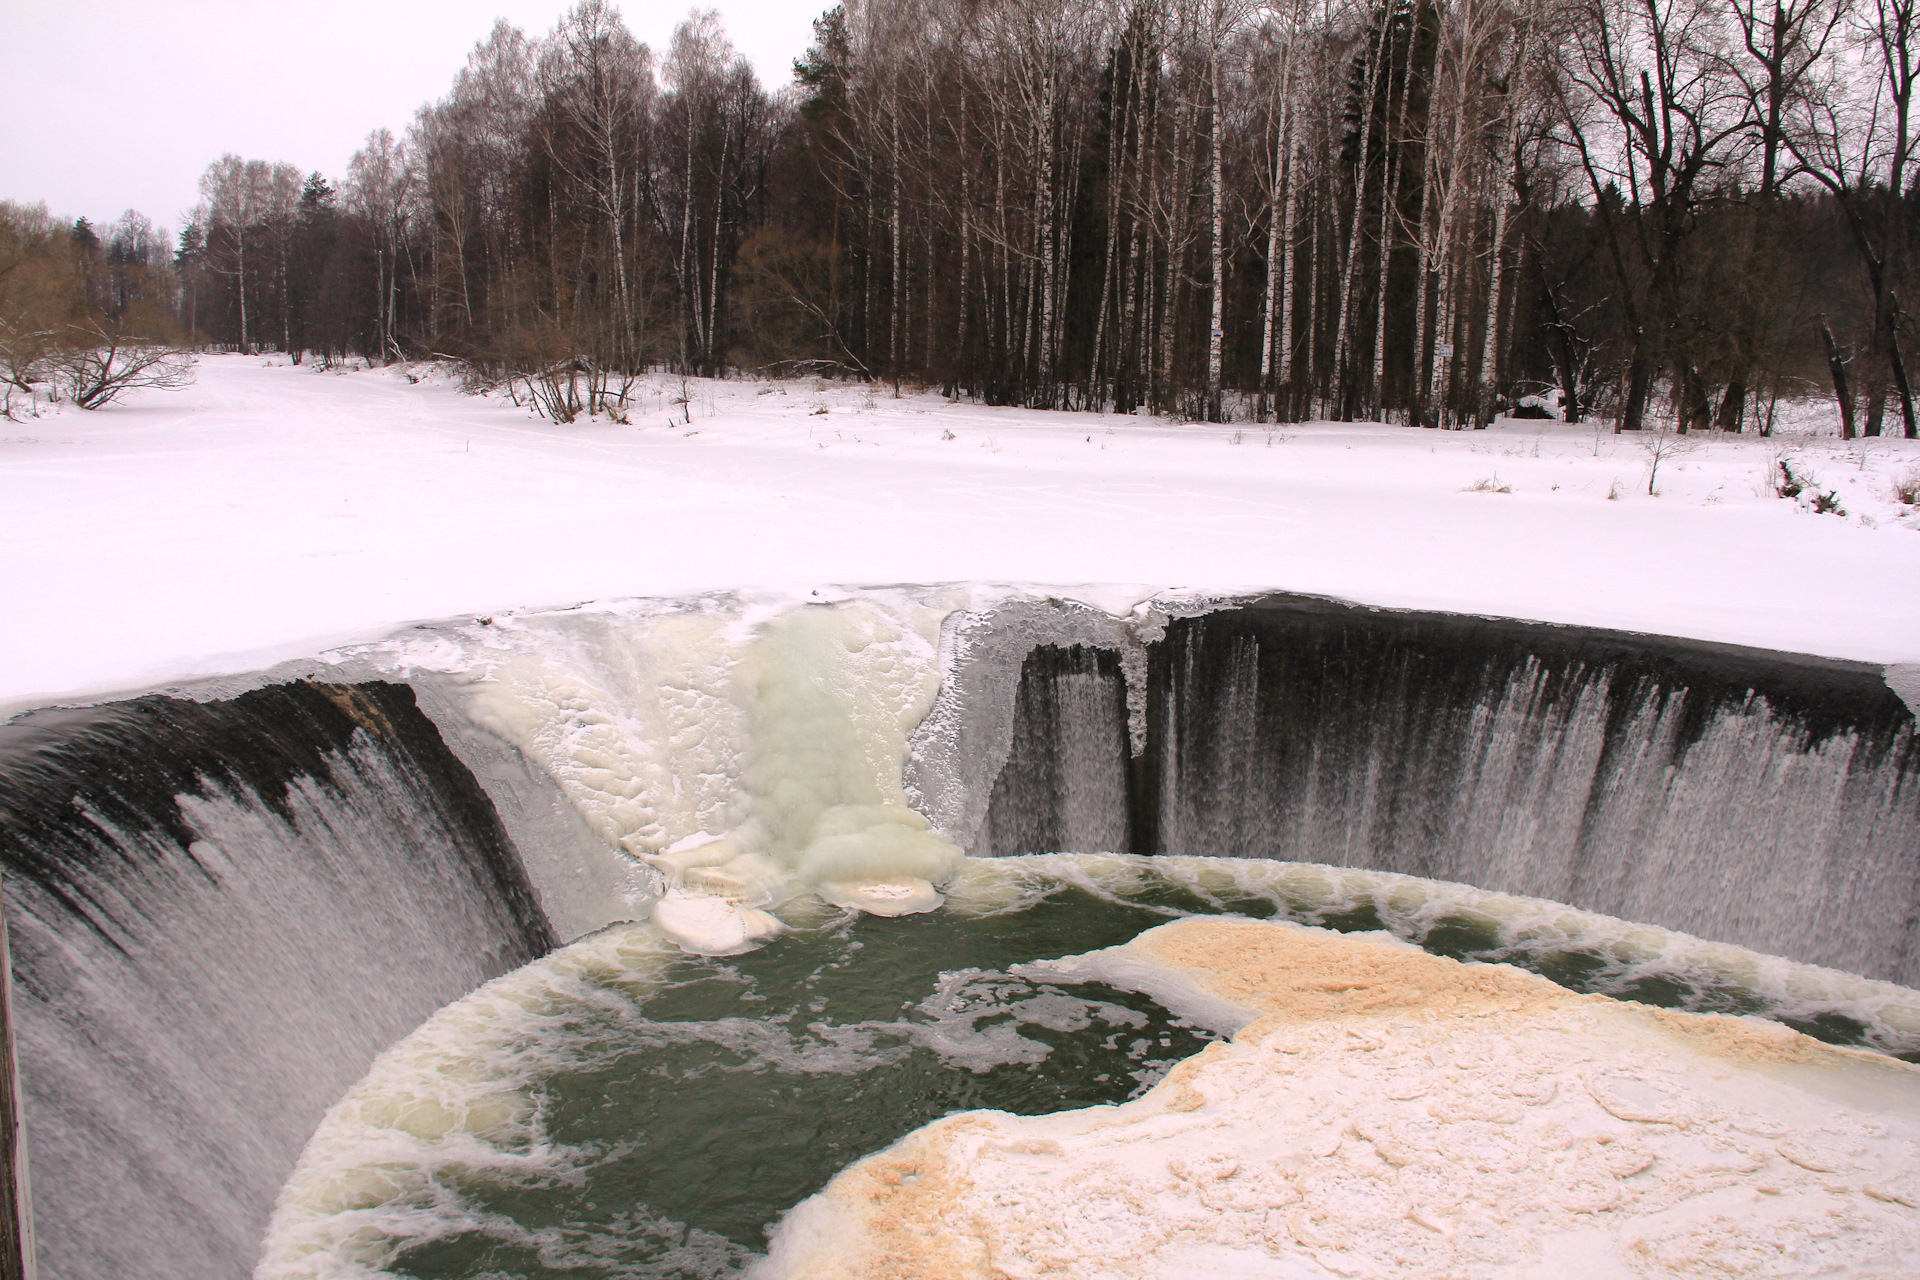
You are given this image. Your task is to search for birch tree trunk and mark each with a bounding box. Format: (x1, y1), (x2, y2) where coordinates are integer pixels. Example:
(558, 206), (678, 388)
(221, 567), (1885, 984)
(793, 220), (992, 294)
(706, 125), (730, 371)
(1425, 0), (1477, 426)
(681, 106), (698, 372)
(1259, 36), (1296, 415)
(1476, 15), (1530, 426)
(1411, 121), (1434, 423)
(1037, 66), (1059, 403)
(1157, 90), (1195, 414)
(890, 99), (904, 389)
(238, 239), (250, 354)
(1370, 14), (1406, 417)
(1305, 159), (1324, 417)
(1333, 17), (1388, 419)
(1206, 33), (1227, 419)
(957, 84), (973, 393)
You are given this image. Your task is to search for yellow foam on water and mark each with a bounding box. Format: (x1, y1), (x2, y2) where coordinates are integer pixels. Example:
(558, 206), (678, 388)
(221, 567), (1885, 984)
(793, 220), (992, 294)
(759, 916), (1920, 1280)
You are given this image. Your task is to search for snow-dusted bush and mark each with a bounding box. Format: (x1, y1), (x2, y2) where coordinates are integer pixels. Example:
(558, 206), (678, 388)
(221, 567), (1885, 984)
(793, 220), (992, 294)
(1771, 456), (1846, 516)
(1893, 466), (1920, 507)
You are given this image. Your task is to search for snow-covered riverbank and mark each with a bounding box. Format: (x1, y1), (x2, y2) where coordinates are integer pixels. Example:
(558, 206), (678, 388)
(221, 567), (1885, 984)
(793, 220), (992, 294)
(5, 353), (1917, 711)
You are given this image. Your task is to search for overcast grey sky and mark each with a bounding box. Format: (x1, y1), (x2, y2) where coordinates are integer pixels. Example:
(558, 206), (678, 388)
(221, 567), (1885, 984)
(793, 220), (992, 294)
(1, 0), (819, 238)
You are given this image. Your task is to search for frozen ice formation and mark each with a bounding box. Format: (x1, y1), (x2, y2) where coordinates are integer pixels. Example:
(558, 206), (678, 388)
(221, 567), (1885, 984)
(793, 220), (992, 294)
(649, 889), (787, 955)
(439, 591), (973, 953)
(758, 916), (1920, 1279)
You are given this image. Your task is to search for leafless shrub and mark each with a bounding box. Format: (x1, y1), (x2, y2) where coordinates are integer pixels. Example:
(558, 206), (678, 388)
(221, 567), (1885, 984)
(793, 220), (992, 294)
(1893, 466), (1920, 506)
(1635, 426), (1701, 496)
(52, 327), (195, 409)
(519, 359), (587, 423)
(1, 318), (62, 419)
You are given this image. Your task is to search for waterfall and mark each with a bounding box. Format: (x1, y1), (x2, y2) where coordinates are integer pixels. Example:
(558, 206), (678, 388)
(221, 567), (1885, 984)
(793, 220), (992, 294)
(983, 644), (1133, 859)
(0, 681), (555, 1280)
(975, 598), (1920, 984)
(3, 589), (1917, 1280)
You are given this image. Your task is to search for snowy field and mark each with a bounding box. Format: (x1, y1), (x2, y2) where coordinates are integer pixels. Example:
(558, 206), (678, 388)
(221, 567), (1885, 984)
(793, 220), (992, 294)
(4, 352), (1918, 712)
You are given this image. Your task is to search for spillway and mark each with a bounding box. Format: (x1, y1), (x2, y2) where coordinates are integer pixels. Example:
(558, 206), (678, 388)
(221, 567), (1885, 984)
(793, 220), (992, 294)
(0, 589), (1914, 1279)
(954, 597), (1920, 984)
(0, 682), (553, 1280)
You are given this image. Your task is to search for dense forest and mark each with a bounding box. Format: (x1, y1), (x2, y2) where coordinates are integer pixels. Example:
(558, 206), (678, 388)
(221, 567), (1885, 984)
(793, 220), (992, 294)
(3, 0), (1916, 434)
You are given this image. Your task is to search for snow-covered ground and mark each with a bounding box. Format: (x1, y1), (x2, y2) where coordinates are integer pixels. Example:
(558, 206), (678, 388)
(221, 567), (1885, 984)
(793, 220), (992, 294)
(4, 353), (1918, 712)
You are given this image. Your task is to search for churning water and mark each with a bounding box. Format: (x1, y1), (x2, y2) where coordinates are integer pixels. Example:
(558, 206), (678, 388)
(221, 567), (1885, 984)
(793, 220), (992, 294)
(258, 853), (1920, 1279)
(256, 878), (1221, 1280)
(2, 589), (1915, 1280)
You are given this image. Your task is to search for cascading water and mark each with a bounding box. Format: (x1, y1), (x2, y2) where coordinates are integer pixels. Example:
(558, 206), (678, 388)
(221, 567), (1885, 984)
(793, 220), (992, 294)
(0, 682), (554, 1280)
(968, 597), (1920, 984)
(2, 589), (1916, 1279)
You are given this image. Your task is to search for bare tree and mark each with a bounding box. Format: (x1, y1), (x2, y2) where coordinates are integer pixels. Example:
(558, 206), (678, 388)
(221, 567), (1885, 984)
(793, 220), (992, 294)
(659, 8), (771, 376)
(0, 202), (82, 411)
(197, 155), (272, 352)
(1554, 0), (1749, 431)
(1786, 0), (1917, 437)
(53, 326), (195, 409)
(539, 0), (653, 363)
(346, 130), (419, 363)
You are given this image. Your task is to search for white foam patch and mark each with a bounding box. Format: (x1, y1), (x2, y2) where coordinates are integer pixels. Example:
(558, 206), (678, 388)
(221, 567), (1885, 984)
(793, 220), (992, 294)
(818, 877), (943, 917)
(652, 890), (787, 955)
(758, 917), (1920, 1280)
(1016, 946), (1259, 1038)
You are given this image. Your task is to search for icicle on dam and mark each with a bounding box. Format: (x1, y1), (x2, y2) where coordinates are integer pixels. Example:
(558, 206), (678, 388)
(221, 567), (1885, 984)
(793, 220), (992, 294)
(1, 592), (1915, 1280)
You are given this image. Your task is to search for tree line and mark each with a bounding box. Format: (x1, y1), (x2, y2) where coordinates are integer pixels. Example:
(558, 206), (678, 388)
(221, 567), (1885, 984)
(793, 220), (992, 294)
(8, 0), (1915, 434)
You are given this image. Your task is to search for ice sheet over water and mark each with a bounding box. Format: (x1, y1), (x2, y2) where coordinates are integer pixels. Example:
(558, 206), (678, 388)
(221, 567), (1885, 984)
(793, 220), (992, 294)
(961, 853), (1920, 1059)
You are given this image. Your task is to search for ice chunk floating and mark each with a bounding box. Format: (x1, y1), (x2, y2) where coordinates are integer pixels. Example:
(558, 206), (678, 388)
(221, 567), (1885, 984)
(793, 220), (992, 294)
(0, 587), (1915, 1280)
